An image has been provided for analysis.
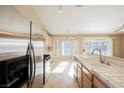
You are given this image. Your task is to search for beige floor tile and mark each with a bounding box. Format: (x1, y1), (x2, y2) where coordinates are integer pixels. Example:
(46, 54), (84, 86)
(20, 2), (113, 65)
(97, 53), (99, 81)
(43, 60), (79, 88)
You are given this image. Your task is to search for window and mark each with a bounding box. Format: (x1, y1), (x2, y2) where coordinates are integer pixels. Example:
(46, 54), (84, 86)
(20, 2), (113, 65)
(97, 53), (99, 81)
(62, 40), (74, 55)
(83, 38), (113, 56)
(54, 39), (78, 56)
(54, 40), (61, 56)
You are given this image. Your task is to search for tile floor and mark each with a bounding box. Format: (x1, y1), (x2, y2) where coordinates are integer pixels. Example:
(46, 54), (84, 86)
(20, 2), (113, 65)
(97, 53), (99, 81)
(43, 60), (79, 88)
(31, 62), (43, 88)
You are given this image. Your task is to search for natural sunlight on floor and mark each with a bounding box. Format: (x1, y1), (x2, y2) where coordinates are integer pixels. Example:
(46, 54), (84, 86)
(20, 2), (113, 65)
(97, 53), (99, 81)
(51, 61), (74, 79)
(44, 60), (79, 88)
(52, 61), (69, 73)
(57, 61), (69, 67)
(52, 67), (66, 73)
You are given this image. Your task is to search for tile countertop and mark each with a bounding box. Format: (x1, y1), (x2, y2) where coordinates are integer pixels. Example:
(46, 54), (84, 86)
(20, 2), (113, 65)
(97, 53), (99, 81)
(74, 55), (124, 88)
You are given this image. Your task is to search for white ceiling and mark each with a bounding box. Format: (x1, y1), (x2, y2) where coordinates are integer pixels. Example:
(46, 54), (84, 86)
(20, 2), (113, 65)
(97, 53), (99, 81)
(33, 5), (124, 34)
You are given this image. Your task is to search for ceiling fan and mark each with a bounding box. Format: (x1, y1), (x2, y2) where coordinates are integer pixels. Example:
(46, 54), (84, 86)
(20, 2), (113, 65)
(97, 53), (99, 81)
(114, 24), (124, 32)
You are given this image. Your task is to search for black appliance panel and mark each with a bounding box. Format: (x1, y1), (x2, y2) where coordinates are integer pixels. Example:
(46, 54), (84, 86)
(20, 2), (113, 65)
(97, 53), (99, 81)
(0, 55), (29, 88)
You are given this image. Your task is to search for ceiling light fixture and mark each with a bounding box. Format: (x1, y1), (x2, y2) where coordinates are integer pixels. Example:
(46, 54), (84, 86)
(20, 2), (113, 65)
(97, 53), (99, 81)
(58, 5), (62, 13)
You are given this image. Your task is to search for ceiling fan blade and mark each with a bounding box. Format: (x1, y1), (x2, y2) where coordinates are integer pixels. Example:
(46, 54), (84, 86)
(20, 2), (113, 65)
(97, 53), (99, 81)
(113, 24), (124, 33)
(114, 28), (122, 32)
(113, 24), (124, 30)
(113, 27), (121, 29)
(120, 26), (124, 29)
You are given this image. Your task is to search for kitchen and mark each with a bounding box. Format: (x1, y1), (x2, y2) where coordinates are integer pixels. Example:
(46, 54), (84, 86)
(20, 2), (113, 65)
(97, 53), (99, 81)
(0, 5), (124, 88)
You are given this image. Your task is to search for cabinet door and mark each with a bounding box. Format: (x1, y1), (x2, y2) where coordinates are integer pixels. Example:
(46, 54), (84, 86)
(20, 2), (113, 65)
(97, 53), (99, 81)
(74, 61), (78, 80)
(93, 76), (106, 88)
(44, 33), (49, 47)
(47, 35), (52, 49)
(83, 66), (92, 81)
(49, 36), (52, 49)
(43, 33), (52, 49)
(77, 66), (82, 88)
(82, 72), (92, 88)
(47, 35), (50, 47)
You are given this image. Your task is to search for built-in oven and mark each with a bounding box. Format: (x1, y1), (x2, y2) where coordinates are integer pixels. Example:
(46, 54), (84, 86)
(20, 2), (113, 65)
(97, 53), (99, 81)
(0, 55), (29, 88)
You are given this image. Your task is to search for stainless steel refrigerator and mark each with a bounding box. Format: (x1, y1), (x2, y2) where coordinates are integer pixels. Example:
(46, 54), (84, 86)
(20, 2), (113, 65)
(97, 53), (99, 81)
(0, 6), (43, 88)
(26, 21), (43, 88)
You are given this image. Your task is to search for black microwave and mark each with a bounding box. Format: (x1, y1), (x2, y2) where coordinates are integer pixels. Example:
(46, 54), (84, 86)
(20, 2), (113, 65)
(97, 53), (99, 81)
(0, 55), (29, 88)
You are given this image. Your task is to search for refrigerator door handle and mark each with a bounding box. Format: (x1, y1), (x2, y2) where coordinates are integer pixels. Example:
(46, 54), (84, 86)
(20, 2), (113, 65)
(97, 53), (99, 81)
(26, 21), (36, 88)
(30, 49), (33, 88)
(26, 43), (34, 88)
(30, 43), (36, 87)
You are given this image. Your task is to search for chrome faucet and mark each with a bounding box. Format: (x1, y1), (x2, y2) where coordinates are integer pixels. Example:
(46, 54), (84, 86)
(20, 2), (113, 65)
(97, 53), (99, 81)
(91, 48), (105, 64)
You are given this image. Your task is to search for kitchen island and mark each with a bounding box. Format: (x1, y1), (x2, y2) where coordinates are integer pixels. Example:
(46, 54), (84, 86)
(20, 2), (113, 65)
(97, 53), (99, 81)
(74, 55), (124, 88)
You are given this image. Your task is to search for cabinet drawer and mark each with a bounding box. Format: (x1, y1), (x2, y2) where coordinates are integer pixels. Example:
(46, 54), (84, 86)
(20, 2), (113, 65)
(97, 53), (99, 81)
(93, 76), (106, 88)
(83, 66), (92, 81)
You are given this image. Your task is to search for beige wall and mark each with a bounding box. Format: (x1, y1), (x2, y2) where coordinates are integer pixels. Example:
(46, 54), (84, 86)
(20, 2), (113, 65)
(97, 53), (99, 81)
(0, 6), (43, 37)
(123, 34), (124, 58)
(52, 34), (124, 60)
(113, 34), (124, 58)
